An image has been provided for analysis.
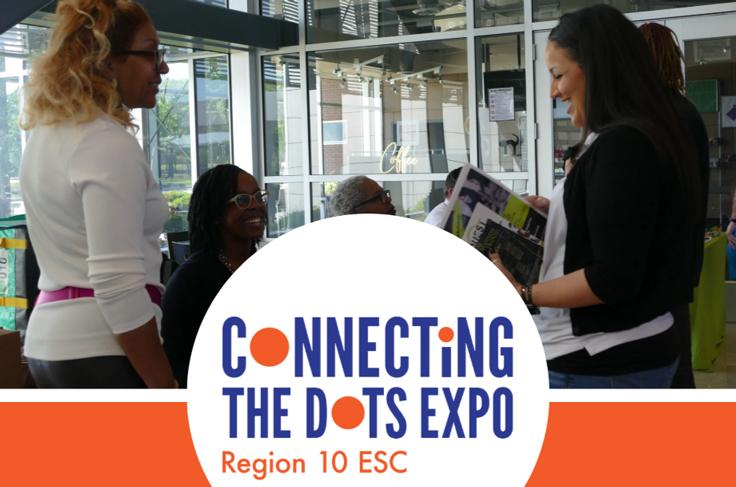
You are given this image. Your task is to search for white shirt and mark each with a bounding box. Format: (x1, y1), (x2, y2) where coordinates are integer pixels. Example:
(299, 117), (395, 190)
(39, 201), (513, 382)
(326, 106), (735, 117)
(533, 133), (673, 360)
(20, 115), (168, 360)
(425, 199), (449, 227)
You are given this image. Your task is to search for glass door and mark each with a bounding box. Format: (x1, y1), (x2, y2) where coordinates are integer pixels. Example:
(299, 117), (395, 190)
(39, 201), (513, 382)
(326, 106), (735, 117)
(668, 13), (736, 230)
(534, 29), (588, 198)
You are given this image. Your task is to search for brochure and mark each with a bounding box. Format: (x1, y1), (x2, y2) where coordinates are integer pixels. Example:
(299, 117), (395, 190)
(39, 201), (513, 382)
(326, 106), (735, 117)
(439, 163), (546, 286)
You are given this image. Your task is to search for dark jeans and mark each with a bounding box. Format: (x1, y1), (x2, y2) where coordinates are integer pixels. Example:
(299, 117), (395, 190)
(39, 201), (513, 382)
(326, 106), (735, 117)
(549, 357), (679, 388)
(28, 356), (145, 388)
(670, 303), (695, 388)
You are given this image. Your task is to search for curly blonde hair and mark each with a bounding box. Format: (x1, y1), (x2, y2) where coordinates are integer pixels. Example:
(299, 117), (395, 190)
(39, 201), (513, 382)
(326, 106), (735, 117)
(21, 0), (152, 130)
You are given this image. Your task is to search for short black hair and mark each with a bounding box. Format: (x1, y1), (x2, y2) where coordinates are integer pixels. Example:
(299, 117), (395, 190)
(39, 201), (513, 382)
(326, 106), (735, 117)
(445, 167), (462, 194)
(188, 164), (247, 253)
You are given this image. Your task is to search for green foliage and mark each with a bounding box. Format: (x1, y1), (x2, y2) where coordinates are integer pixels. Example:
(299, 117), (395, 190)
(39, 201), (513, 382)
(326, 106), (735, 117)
(163, 190), (191, 211)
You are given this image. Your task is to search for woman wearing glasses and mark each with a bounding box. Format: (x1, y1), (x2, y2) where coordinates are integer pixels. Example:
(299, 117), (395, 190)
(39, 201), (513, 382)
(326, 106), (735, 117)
(330, 176), (397, 216)
(161, 165), (266, 387)
(20, 0), (175, 388)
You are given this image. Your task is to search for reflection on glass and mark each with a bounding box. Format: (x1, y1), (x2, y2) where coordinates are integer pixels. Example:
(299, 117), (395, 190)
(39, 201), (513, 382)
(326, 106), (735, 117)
(195, 57), (231, 175)
(475, 0), (523, 28)
(262, 0), (300, 22)
(533, 0), (734, 22)
(308, 40), (469, 175)
(194, 0), (229, 6)
(0, 76), (23, 217)
(0, 24), (48, 218)
(194, 56), (230, 174)
(685, 36), (736, 229)
(149, 61), (191, 193)
(552, 99), (577, 186)
(266, 182), (305, 237)
(144, 61), (192, 232)
(306, 0), (466, 43)
(263, 54), (304, 176)
(476, 34), (528, 175)
(311, 180), (437, 220)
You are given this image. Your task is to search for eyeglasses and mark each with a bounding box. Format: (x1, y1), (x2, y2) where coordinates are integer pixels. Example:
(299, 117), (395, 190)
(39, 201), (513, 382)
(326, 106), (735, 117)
(227, 190), (268, 209)
(351, 189), (391, 212)
(116, 48), (167, 67)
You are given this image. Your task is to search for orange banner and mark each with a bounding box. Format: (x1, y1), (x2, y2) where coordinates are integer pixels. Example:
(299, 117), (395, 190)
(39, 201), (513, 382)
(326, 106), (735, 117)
(2, 402), (733, 486)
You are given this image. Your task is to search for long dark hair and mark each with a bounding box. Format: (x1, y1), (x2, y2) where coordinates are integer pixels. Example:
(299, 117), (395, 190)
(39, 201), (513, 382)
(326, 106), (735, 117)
(188, 164), (246, 254)
(549, 4), (700, 224)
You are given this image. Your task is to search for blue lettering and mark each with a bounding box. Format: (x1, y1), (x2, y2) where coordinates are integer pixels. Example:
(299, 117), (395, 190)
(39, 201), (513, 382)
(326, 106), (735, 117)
(306, 388), (327, 438)
(294, 317), (320, 377)
(385, 317), (408, 377)
(358, 317), (379, 377)
(222, 317), (246, 378)
(490, 317), (513, 378)
(413, 317), (438, 377)
(327, 317), (353, 377)
(223, 387), (244, 438)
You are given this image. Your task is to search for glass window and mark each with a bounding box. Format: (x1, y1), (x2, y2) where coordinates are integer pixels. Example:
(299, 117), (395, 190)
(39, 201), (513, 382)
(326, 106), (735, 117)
(477, 34), (529, 179)
(684, 36), (736, 229)
(312, 180), (444, 221)
(533, 0), (735, 22)
(476, 0), (523, 28)
(306, 0), (466, 43)
(194, 56), (232, 175)
(263, 54), (304, 176)
(266, 182), (305, 237)
(0, 24), (48, 219)
(195, 0), (229, 7)
(141, 50), (234, 234)
(308, 39), (469, 175)
(147, 59), (193, 194)
(143, 58), (192, 233)
(261, 0), (300, 22)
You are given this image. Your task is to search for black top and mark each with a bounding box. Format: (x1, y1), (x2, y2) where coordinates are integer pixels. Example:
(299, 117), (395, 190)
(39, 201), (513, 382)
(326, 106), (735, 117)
(161, 250), (230, 387)
(671, 91), (709, 290)
(563, 125), (697, 336)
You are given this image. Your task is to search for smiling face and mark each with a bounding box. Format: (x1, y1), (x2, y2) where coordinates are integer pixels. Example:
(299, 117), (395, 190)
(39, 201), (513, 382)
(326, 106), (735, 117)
(110, 22), (169, 109)
(545, 40), (586, 128)
(221, 172), (267, 245)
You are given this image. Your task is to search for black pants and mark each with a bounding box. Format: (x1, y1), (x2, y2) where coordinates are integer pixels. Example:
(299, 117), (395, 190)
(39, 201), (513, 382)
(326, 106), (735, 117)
(670, 303), (695, 388)
(28, 356), (145, 388)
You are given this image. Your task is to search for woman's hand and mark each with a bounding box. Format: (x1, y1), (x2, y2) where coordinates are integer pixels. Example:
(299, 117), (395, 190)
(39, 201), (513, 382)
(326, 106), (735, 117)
(489, 251), (522, 295)
(525, 195), (550, 215)
(727, 221), (736, 248)
(116, 318), (177, 388)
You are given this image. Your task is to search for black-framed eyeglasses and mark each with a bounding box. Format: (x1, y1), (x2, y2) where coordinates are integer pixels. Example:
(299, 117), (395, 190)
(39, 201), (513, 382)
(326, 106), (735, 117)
(351, 189), (391, 212)
(227, 190), (268, 209)
(116, 48), (167, 67)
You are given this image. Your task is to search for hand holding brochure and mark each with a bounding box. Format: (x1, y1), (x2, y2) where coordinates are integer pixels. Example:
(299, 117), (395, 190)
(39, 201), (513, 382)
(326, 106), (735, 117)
(438, 163), (546, 286)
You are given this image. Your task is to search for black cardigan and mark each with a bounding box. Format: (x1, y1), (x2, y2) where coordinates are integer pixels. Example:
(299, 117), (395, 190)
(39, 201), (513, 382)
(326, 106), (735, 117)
(161, 250), (231, 387)
(563, 125), (698, 336)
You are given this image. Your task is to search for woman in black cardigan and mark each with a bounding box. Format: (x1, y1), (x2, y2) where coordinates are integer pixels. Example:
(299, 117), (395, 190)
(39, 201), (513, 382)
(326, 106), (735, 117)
(492, 4), (703, 388)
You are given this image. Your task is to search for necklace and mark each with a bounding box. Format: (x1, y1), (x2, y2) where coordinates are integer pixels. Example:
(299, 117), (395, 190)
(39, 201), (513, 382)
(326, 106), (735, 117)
(217, 251), (235, 274)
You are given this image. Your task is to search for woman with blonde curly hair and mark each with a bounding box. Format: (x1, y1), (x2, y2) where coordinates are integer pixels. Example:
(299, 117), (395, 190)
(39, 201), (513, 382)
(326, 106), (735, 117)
(20, 0), (176, 388)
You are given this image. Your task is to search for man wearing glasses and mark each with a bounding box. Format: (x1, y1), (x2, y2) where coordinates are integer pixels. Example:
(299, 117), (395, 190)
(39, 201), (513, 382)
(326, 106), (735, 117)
(330, 176), (397, 216)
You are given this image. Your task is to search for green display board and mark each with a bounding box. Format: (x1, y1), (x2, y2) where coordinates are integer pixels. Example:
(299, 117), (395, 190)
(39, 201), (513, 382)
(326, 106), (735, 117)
(686, 79), (719, 113)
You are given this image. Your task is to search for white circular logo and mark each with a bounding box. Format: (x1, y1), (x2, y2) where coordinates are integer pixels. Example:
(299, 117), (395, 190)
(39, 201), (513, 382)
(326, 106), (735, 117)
(188, 215), (549, 486)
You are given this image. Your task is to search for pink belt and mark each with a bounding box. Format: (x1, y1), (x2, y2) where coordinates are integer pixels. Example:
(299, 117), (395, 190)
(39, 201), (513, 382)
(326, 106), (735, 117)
(36, 285), (162, 307)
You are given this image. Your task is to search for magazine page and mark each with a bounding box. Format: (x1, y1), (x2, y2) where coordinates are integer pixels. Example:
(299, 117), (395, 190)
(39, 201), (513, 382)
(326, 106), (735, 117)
(439, 164), (546, 237)
(464, 204), (544, 286)
(439, 163), (545, 238)
(437, 163), (546, 285)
